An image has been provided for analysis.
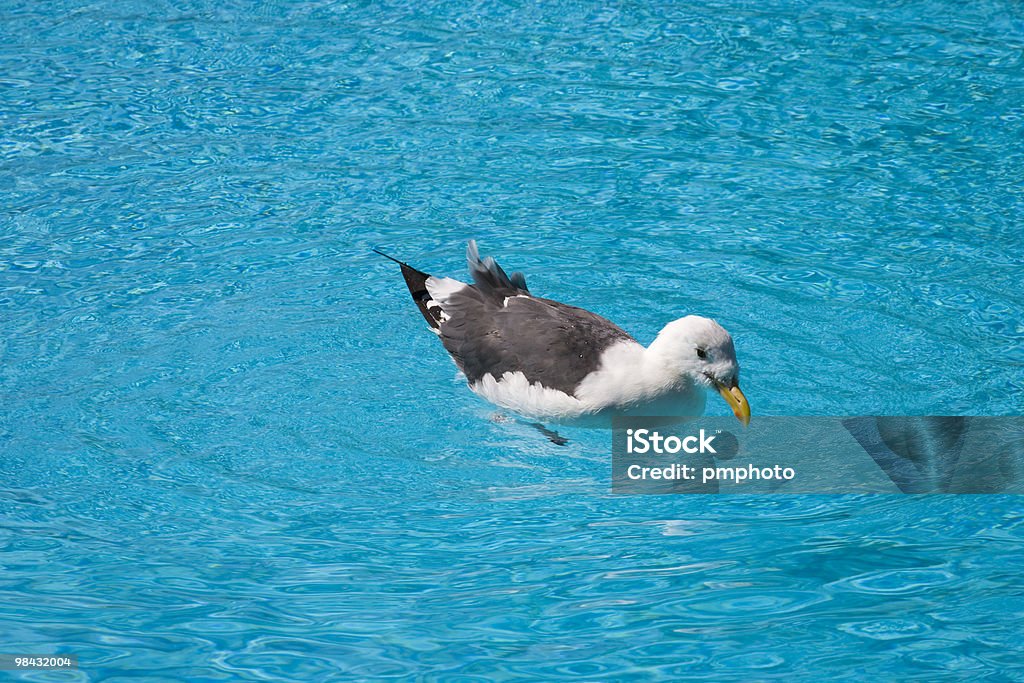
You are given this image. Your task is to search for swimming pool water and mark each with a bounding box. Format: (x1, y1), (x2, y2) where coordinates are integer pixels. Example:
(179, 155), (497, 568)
(2, 0), (1023, 679)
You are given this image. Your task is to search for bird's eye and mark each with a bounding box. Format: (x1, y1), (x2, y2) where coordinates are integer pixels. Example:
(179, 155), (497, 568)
(696, 348), (708, 360)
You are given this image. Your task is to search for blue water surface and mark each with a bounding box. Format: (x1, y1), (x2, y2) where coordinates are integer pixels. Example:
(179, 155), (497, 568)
(3, 0), (1024, 679)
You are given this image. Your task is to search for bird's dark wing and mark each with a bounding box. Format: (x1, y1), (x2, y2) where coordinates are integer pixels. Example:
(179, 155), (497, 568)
(438, 289), (635, 396)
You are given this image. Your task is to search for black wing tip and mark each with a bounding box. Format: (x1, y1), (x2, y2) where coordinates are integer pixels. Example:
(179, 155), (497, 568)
(374, 247), (441, 330)
(371, 247), (408, 266)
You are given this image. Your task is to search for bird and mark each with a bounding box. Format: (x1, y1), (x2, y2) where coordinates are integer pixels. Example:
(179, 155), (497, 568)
(375, 241), (750, 437)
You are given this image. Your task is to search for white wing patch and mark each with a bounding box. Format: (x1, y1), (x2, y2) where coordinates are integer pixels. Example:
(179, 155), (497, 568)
(425, 276), (468, 305)
(422, 276), (466, 333)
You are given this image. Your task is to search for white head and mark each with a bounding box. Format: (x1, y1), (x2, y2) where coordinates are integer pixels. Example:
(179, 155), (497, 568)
(648, 315), (750, 425)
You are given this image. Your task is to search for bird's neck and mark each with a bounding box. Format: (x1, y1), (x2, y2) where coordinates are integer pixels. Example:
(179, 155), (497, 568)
(638, 343), (707, 417)
(640, 342), (696, 396)
(574, 340), (705, 416)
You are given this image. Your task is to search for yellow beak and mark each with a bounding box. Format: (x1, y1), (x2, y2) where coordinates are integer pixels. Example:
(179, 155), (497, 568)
(716, 382), (751, 426)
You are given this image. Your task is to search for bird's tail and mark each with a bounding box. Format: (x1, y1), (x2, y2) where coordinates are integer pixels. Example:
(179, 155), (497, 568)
(372, 248), (441, 330)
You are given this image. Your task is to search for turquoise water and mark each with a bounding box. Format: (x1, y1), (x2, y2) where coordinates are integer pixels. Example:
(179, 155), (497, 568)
(3, 0), (1024, 679)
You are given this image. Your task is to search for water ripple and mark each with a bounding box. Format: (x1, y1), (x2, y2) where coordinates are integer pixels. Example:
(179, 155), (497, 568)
(3, 0), (1024, 679)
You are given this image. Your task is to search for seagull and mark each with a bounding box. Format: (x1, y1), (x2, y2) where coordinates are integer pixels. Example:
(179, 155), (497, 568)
(375, 241), (750, 436)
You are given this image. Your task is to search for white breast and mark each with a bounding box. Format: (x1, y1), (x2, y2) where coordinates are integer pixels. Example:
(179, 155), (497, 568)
(467, 340), (708, 426)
